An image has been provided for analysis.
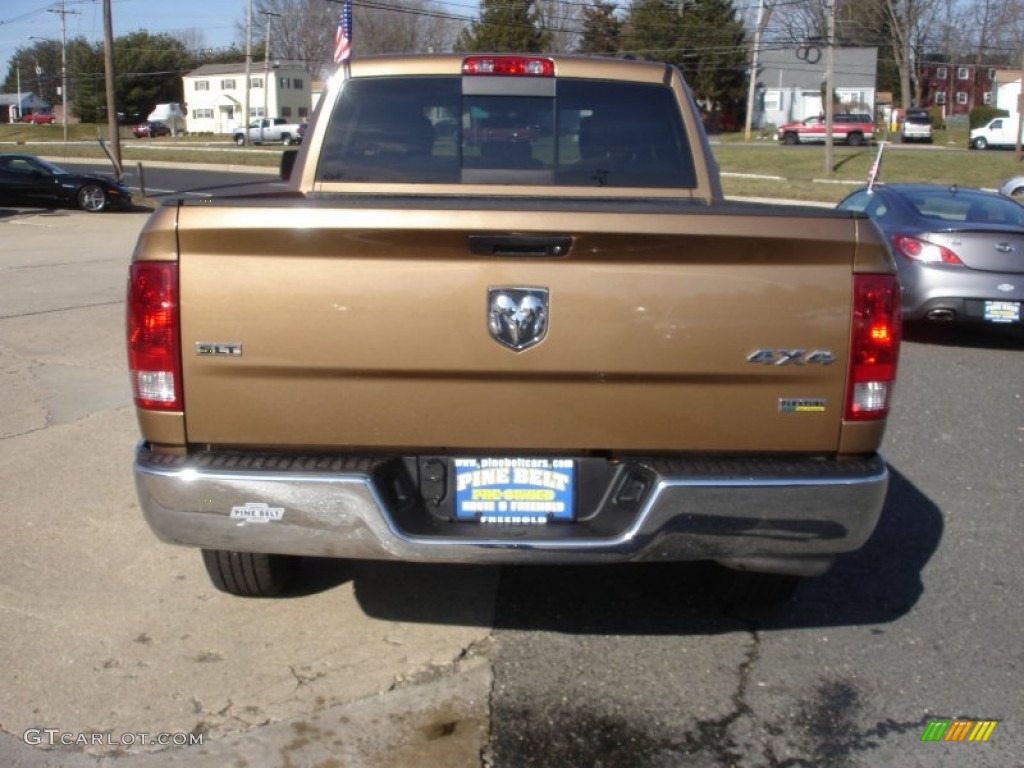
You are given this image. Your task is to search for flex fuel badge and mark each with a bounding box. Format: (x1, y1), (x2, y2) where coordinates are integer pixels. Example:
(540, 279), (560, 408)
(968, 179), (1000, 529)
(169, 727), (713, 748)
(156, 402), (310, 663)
(230, 502), (284, 522)
(779, 398), (827, 413)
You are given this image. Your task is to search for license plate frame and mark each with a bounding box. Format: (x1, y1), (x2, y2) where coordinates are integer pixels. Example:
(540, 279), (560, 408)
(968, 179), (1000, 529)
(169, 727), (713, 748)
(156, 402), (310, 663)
(983, 300), (1021, 324)
(453, 458), (575, 523)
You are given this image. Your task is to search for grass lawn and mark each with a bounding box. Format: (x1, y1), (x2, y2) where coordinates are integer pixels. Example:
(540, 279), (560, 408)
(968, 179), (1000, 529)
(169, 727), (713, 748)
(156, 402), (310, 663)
(3, 123), (1022, 203)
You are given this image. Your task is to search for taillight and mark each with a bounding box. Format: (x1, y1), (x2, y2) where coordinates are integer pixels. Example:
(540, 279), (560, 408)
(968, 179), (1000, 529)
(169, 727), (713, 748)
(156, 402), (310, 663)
(891, 234), (963, 265)
(846, 274), (901, 421)
(127, 262), (182, 411)
(461, 56), (554, 77)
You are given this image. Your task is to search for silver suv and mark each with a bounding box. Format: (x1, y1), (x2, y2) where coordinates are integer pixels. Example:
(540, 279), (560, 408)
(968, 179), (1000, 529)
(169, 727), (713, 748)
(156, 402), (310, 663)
(901, 109), (933, 144)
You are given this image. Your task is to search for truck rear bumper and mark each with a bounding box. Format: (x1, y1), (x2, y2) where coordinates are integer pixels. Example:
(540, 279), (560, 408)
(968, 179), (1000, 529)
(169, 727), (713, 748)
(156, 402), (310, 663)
(133, 446), (889, 577)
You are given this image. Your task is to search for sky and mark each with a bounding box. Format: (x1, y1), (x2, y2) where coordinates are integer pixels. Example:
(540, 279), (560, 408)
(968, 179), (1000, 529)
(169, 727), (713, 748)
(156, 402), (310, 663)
(1, 0), (244, 77)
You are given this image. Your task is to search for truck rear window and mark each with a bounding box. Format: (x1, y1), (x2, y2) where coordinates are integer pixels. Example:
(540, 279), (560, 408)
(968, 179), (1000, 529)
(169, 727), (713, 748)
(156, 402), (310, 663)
(316, 76), (697, 188)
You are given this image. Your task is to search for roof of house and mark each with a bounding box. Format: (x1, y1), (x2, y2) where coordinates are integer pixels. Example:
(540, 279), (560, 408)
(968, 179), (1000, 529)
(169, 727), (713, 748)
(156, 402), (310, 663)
(758, 47), (877, 90)
(992, 70), (1021, 85)
(0, 92), (50, 107)
(185, 62), (310, 78)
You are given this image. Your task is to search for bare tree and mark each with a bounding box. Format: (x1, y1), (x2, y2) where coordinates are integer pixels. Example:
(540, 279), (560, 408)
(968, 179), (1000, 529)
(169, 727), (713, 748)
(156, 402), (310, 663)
(955, 0), (1023, 107)
(536, 0), (585, 52)
(356, 0), (462, 54)
(243, 0), (464, 80)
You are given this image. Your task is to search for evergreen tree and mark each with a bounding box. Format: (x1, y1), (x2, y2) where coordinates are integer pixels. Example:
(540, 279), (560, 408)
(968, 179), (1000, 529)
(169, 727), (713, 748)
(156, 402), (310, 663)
(577, 0), (623, 54)
(456, 0), (551, 52)
(624, 0), (746, 109)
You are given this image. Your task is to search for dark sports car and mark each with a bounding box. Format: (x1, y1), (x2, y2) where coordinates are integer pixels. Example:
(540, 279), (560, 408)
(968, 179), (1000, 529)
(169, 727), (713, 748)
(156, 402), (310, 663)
(838, 183), (1024, 326)
(0, 154), (132, 213)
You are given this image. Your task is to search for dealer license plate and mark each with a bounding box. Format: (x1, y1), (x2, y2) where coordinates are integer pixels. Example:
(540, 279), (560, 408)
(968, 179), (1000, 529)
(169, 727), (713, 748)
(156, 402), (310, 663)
(984, 301), (1020, 324)
(453, 458), (575, 523)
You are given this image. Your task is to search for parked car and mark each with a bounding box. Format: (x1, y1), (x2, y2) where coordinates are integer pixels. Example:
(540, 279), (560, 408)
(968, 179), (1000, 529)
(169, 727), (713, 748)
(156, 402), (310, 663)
(999, 176), (1024, 201)
(777, 113), (874, 146)
(969, 116), (1023, 150)
(132, 121), (171, 138)
(0, 153), (132, 213)
(22, 113), (56, 125)
(900, 108), (933, 144)
(837, 183), (1024, 326)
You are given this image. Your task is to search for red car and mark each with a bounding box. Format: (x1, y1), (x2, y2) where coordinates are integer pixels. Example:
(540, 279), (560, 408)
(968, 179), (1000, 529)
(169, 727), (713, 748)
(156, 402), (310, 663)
(22, 113), (56, 125)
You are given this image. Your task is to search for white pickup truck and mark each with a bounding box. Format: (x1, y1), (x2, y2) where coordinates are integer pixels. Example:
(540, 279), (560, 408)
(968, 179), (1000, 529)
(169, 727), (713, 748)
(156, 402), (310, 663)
(233, 117), (303, 146)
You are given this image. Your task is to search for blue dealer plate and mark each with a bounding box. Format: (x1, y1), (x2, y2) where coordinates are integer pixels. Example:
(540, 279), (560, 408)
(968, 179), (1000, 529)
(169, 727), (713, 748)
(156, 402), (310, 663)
(454, 458), (575, 523)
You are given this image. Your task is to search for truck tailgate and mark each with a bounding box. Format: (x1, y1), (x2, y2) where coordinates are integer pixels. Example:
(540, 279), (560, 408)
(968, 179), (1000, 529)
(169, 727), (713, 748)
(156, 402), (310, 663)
(177, 203), (858, 453)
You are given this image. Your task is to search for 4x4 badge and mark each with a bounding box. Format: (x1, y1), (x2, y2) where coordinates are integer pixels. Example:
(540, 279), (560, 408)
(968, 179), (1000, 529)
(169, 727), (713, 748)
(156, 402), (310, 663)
(488, 288), (548, 351)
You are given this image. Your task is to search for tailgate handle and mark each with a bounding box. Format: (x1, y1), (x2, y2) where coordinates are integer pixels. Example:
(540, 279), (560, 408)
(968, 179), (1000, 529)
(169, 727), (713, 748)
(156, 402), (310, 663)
(468, 235), (572, 257)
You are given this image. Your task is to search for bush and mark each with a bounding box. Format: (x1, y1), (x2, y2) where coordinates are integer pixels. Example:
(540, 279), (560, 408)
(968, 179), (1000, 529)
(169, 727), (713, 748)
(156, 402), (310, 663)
(968, 106), (1009, 129)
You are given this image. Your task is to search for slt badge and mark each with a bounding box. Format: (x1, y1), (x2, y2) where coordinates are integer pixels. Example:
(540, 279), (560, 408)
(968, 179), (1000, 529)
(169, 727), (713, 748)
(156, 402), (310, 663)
(488, 288), (549, 351)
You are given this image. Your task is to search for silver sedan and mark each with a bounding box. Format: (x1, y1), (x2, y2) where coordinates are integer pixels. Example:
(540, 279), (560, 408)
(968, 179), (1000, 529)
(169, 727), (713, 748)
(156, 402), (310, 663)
(838, 184), (1024, 326)
(1000, 176), (1024, 201)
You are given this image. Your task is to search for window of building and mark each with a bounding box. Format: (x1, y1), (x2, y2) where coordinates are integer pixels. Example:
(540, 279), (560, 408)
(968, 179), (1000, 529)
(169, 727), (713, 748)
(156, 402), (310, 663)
(298, 106), (308, 118)
(956, 67), (969, 80)
(250, 77), (263, 89)
(763, 91), (780, 111)
(221, 79), (237, 90)
(987, 68), (996, 81)
(936, 67), (947, 80)
(982, 91), (993, 105)
(293, 78), (303, 89)
(281, 106), (292, 117)
(934, 92), (946, 105)
(191, 108), (213, 119)
(194, 80), (210, 91)
(955, 91), (968, 105)
(280, 77), (291, 89)
(249, 107), (266, 118)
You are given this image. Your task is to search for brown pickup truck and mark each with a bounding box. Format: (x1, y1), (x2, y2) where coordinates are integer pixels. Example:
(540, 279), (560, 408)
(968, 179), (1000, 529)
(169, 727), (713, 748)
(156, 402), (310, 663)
(127, 54), (901, 605)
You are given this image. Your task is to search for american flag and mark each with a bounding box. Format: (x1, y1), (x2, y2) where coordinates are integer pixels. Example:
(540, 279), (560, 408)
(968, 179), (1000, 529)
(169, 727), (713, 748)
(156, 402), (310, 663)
(334, 0), (353, 64)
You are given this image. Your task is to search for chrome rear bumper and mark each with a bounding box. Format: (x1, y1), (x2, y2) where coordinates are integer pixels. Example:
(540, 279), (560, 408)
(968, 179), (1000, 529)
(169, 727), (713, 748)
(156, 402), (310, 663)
(134, 446), (889, 577)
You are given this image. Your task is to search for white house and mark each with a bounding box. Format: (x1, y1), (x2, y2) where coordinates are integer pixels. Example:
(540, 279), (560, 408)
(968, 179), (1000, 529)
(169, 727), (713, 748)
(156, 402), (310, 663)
(993, 70), (1021, 119)
(753, 48), (878, 129)
(182, 62), (312, 135)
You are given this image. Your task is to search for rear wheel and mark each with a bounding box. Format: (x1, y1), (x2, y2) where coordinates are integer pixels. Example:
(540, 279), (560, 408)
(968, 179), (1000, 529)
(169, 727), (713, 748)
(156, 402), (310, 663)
(282, 134), (294, 146)
(709, 565), (800, 608)
(77, 184), (107, 213)
(201, 549), (299, 597)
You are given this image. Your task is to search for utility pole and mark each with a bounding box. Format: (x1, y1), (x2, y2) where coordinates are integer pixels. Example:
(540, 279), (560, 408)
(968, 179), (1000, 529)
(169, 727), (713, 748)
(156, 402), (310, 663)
(743, 0), (772, 143)
(1016, 45), (1023, 164)
(48, 0), (77, 143)
(102, 0), (121, 177)
(823, 0), (835, 174)
(259, 10), (281, 120)
(15, 66), (22, 122)
(243, 0), (253, 146)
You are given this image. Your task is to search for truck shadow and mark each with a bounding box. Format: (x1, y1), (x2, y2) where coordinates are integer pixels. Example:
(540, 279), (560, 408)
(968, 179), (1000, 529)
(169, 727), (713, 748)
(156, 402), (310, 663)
(326, 466), (942, 634)
(903, 320), (1022, 350)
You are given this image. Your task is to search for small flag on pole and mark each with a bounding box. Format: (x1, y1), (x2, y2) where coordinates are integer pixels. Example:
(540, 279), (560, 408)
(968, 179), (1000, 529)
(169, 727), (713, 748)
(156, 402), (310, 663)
(334, 0), (353, 64)
(867, 142), (885, 193)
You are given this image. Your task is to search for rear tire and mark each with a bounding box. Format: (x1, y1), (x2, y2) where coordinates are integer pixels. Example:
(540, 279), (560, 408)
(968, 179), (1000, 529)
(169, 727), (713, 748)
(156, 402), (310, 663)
(710, 565), (800, 608)
(201, 549), (298, 597)
(282, 134), (294, 146)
